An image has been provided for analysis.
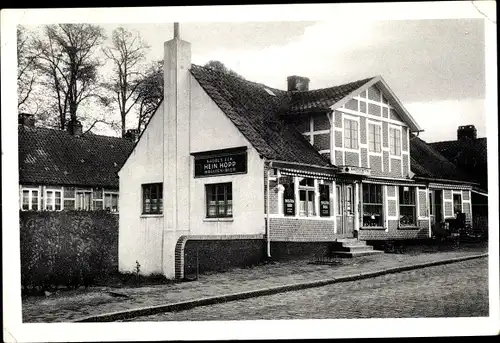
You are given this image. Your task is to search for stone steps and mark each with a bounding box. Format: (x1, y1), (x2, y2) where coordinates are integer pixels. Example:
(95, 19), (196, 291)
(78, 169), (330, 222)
(330, 238), (384, 258)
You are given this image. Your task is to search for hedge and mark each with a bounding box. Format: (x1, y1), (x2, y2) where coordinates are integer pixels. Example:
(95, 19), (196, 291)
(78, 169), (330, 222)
(20, 210), (118, 292)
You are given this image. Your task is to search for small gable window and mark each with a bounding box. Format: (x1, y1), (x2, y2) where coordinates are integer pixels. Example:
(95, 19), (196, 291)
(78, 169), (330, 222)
(344, 119), (359, 149)
(143, 183), (163, 215)
(389, 127), (401, 156)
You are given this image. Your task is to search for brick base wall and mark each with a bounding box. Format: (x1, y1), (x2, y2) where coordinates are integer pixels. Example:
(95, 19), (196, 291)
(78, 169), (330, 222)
(175, 235), (265, 279)
(358, 219), (430, 240)
(270, 241), (334, 261)
(269, 217), (345, 242)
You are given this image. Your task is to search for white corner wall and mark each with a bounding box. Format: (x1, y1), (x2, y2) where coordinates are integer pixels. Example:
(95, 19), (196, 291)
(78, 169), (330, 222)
(118, 103), (165, 275)
(189, 75), (266, 236)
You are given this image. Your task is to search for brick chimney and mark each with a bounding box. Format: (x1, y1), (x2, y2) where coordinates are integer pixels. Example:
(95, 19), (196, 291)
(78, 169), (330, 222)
(67, 119), (83, 136)
(287, 75), (310, 91)
(124, 129), (139, 142)
(457, 125), (477, 140)
(18, 113), (35, 127)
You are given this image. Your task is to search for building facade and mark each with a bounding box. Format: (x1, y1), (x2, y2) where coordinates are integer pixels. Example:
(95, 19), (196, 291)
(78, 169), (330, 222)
(118, 27), (477, 279)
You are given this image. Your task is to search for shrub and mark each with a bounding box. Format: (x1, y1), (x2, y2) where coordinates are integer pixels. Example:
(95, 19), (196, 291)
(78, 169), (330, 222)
(20, 210), (118, 293)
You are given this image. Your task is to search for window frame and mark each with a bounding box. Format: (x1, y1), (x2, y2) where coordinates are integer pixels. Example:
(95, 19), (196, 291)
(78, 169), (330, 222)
(20, 187), (40, 211)
(389, 126), (402, 156)
(368, 122), (382, 153)
(205, 182), (233, 218)
(361, 183), (384, 227)
(45, 188), (63, 211)
(298, 177), (317, 217)
(75, 189), (93, 211)
(398, 186), (416, 226)
(429, 190), (434, 216)
(343, 118), (359, 150)
(453, 193), (462, 214)
(142, 183), (163, 215)
(104, 191), (119, 213)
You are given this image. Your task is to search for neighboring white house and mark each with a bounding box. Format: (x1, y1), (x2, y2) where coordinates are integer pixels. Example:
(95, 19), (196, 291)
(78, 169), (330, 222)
(118, 24), (477, 280)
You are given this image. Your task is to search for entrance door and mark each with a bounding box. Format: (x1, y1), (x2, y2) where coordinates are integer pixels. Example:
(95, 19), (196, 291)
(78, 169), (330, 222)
(435, 190), (443, 224)
(337, 183), (355, 235)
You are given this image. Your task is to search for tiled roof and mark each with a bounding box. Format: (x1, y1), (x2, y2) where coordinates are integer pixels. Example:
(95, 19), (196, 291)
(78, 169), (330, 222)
(429, 138), (487, 190)
(409, 134), (473, 183)
(287, 77), (375, 115)
(19, 126), (135, 188)
(190, 64), (331, 167)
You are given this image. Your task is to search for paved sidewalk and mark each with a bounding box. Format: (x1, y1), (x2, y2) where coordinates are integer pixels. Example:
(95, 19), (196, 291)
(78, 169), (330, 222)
(22, 245), (488, 323)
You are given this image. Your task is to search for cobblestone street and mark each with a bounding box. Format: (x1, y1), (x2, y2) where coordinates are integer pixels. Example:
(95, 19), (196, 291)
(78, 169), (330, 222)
(131, 258), (488, 321)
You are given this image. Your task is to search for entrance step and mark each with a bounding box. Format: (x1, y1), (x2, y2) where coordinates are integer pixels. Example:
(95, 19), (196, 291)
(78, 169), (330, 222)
(330, 239), (384, 258)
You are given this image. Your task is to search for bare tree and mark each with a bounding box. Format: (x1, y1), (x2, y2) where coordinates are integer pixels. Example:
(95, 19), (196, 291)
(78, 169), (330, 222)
(17, 26), (40, 112)
(34, 24), (106, 130)
(134, 60), (163, 134)
(102, 27), (150, 137)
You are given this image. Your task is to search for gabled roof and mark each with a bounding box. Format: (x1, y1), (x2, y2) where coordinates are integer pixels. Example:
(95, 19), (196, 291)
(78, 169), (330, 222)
(19, 125), (134, 188)
(284, 75), (422, 132)
(429, 137), (487, 190)
(190, 64), (331, 167)
(287, 77), (375, 115)
(409, 134), (473, 184)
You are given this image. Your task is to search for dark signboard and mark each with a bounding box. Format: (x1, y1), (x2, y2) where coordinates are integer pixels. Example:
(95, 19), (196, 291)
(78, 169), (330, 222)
(319, 184), (330, 217)
(283, 181), (295, 216)
(320, 200), (331, 217)
(194, 151), (247, 177)
(284, 198), (295, 216)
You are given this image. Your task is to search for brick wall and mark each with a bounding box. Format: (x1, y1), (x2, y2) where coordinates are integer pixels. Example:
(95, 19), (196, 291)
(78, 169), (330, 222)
(360, 117), (367, 144)
(382, 122), (389, 148)
(387, 185), (396, 197)
(418, 189), (427, 217)
(270, 242), (334, 261)
(463, 190), (470, 201)
(313, 133), (330, 151)
(383, 151), (389, 174)
(389, 158), (402, 178)
(369, 155), (383, 175)
(345, 151), (359, 167)
(269, 217), (338, 242)
(313, 114), (330, 131)
(402, 127), (408, 151)
(361, 148), (368, 168)
(444, 201), (453, 217)
(334, 111), (342, 128)
(358, 219), (429, 240)
(335, 131), (343, 148)
(463, 202), (472, 221)
(293, 117), (310, 132)
(402, 154), (409, 177)
(388, 199), (397, 216)
(335, 150), (343, 165)
(444, 190), (452, 199)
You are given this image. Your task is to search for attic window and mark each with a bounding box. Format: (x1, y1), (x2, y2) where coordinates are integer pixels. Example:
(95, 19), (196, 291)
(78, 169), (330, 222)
(264, 88), (276, 96)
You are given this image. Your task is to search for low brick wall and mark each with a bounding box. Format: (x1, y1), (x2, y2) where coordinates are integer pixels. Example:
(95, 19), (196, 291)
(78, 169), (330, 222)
(270, 241), (334, 261)
(359, 219), (430, 240)
(269, 217), (340, 241)
(176, 235), (266, 279)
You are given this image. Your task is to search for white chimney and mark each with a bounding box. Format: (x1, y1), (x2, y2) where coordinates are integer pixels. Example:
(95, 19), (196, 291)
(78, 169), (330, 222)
(162, 23), (191, 276)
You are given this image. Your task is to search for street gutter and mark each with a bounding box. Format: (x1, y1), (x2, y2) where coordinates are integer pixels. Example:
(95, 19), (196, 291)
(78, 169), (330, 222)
(73, 253), (488, 322)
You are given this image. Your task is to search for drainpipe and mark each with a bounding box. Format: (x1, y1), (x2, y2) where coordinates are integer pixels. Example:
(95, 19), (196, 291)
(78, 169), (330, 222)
(266, 161), (272, 258)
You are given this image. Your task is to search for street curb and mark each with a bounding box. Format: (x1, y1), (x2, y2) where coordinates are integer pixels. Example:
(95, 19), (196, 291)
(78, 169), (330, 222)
(73, 253), (488, 322)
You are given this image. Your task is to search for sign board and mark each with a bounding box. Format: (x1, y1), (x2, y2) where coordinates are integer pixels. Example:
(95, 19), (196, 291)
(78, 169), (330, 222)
(337, 165), (371, 176)
(320, 200), (330, 217)
(194, 151), (247, 177)
(284, 198), (295, 216)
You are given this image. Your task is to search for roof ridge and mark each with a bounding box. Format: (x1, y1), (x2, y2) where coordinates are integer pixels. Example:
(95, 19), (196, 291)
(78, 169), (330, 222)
(19, 125), (131, 142)
(291, 76), (377, 94)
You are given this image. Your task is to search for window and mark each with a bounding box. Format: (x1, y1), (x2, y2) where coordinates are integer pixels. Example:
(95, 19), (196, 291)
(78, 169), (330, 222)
(344, 119), (358, 149)
(336, 185), (341, 215)
(368, 123), (382, 153)
(298, 178), (316, 216)
(453, 193), (462, 214)
(76, 190), (92, 211)
(399, 186), (416, 226)
(45, 190), (62, 211)
(143, 183), (163, 214)
(206, 183), (232, 218)
(362, 184), (383, 227)
(105, 193), (119, 212)
(390, 127), (401, 156)
(21, 188), (39, 211)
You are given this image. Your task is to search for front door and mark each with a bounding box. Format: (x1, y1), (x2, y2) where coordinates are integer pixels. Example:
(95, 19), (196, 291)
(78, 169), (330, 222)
(337, 183), (355, 235)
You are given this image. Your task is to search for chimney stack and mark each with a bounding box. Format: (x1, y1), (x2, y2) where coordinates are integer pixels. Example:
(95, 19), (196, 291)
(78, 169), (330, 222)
(457, 125), (477, 140)
(18, 113), (35, 127)
(67, 119), (83, 136)
(287, 75), (310, 92)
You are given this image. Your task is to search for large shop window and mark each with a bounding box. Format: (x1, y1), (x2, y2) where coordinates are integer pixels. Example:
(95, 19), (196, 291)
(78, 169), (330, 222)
(389, 127), (401, 156)
(21, 188), (39, 211)
(299, 178), (316, 216)
(206, 183), (232, 218)
(399, 186), (416, 226)
(368, 123), (382, 153)
(453, 193), (462, 214)
(362, 184), (383, 227)
(142, 183), (163, 214)
(45, 190), (62, 211)
(344, 119), (359, 149)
